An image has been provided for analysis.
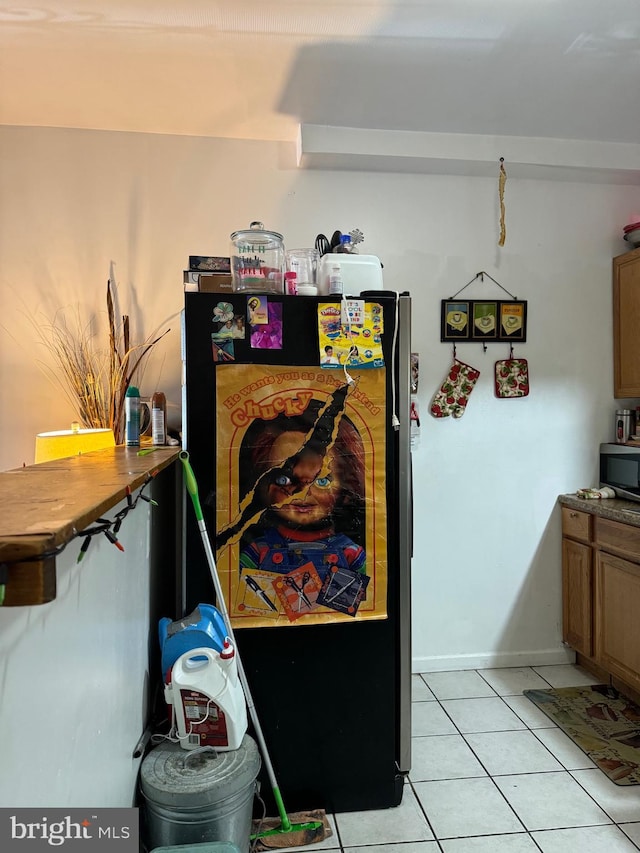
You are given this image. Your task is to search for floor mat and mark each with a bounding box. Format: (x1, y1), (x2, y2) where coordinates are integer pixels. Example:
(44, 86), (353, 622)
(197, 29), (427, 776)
(524, 684), (640, 785)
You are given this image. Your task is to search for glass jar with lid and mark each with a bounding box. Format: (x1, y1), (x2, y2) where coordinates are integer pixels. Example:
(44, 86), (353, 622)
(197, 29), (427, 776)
(230, 221), (285, 294)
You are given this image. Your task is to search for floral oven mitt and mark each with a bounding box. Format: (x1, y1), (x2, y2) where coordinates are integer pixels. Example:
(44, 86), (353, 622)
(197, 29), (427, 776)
(430, 359), (481, 419)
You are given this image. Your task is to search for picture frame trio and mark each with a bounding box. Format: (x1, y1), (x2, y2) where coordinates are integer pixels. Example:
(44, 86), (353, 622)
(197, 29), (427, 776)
(440, 299), (527, 343)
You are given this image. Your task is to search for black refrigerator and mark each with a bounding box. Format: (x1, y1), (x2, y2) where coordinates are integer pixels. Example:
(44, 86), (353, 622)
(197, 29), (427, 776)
(181, 290), (412, 813)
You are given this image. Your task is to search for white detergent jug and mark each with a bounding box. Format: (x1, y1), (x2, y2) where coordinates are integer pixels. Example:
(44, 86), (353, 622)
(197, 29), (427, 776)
(166, 643), (248, 752)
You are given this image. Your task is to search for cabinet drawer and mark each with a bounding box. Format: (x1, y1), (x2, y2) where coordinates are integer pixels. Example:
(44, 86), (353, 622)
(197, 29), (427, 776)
(596, 517), (640, 561)
(561, 507), (592, 543)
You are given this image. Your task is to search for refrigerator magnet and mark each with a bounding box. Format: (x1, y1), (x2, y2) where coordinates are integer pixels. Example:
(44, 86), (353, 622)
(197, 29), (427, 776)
(250, 301), (283, 350)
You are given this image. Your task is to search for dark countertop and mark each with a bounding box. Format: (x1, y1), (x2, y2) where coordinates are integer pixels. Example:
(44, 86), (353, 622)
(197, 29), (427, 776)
(559, 493), (640, 529)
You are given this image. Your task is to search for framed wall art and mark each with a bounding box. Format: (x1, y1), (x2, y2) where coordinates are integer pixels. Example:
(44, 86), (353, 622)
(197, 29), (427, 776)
(441, 301), (471, 340)
(441, 299), (527, 343)
(499, 301), (527, 341)
(472, 302), (498, 340)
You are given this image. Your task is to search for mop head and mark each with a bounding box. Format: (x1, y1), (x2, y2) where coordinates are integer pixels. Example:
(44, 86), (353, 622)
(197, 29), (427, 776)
(251, 809), (331, 850)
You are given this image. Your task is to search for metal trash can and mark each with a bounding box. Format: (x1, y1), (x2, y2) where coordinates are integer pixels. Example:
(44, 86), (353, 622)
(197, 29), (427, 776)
(151, 843), (242, 853)
(140, 735), (261, 853)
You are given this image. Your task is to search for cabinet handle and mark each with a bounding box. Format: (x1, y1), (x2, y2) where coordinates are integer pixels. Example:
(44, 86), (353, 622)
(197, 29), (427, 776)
(569, 512), (578, 518)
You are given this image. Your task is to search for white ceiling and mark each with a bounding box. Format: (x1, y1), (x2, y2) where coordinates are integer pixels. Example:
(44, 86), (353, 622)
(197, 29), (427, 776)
(1, 1), (639, 154)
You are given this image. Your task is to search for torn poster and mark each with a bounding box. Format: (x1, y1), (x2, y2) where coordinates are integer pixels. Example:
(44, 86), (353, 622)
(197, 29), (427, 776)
(214, 364), (388, 628)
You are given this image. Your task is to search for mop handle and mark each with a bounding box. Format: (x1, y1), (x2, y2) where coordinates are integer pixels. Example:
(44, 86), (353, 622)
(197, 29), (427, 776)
(179, 451), (291, 830)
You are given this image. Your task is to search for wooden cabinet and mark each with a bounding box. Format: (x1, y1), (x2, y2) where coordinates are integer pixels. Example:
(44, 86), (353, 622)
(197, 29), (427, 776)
(561, 508), (593, 656)
(595, 550), (640, 693)
(562, 503), (640, 693)
(613, 247), (640, 398)
(562, 538), (593, 656)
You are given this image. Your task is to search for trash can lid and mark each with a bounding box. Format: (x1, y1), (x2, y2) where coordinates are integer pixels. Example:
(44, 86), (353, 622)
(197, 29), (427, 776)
(140, 735), (261, 808)
(151, 844), (242, 853)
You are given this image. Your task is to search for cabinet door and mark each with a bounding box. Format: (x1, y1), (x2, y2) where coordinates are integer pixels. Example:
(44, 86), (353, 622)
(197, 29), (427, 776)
(613, 247), (640, 398)
(595, 550), (640, 691)
(562, 537), (593, 656)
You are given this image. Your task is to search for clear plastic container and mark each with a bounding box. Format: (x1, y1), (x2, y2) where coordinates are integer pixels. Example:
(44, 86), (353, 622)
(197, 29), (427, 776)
(285, 248), (319, 287)
(230, 222), (284, 294)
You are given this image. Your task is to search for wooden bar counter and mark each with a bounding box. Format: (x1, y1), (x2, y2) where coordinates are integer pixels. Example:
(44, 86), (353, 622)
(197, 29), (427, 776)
(0, 446), (180, 606)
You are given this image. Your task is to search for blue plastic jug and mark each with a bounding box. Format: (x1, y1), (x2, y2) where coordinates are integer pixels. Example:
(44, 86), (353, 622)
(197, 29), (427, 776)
(159, 604), (228, 678)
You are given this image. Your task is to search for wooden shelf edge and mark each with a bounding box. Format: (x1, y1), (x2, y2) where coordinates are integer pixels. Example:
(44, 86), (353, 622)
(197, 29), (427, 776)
(0, 446), (180, 606)
(3, 556), (56, 606)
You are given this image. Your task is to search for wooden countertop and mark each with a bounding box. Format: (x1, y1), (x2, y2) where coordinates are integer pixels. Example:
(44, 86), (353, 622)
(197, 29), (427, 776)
(0, 446), (180, 606)
(559, 493), (640, 530)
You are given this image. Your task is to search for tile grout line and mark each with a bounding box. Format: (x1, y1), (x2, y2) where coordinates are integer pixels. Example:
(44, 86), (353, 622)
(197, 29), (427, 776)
(517, 669), (637, 834)
(416, 693), (530, 839)
(449, 680), (620, 835)
(405, 775), (441, 847)
(410, 667), (640, 847)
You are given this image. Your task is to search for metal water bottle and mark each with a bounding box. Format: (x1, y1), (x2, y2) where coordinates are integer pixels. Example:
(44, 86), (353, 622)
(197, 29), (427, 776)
(125, 385), (141, 446)
(615, 409), (633, 444)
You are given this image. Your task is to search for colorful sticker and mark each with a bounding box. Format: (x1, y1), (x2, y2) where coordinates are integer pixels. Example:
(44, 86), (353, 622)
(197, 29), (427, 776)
(211, 301), (247, 362)
(246, 295), (269, 325)
(250, 301), (282, 350)
(317, 302), (384, 369)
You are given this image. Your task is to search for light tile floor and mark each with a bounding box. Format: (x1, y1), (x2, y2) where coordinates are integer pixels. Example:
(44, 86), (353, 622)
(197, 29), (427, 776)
(312, 664), (640, 852)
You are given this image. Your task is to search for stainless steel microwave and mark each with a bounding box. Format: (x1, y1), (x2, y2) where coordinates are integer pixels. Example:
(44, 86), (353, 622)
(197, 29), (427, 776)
(600, 443), (640, 502)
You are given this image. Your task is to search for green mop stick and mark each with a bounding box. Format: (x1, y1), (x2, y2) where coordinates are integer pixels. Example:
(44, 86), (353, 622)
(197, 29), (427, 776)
(179, 451), (321, 838)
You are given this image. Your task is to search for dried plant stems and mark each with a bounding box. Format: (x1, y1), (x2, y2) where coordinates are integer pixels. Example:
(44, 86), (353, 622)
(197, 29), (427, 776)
(30, 280), (170, 444)
(40, 312), (112, 429)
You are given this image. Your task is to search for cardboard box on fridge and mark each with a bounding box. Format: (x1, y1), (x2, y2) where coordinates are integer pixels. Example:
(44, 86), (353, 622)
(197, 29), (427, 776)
(183, 271), (234, 293)
(189, 255), (231, 273)
(199, 273), (233, 293)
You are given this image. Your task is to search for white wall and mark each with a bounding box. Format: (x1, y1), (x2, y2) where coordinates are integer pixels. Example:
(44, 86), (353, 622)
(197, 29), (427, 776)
(0, 498), (152, 806)
(1, 125), (637, 675)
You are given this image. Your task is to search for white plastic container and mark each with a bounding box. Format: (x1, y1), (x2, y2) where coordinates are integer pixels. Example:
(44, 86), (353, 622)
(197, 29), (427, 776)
(318, 253), (384, 295)
(296, 284), (318, 296)
(166, 645), (247, 752)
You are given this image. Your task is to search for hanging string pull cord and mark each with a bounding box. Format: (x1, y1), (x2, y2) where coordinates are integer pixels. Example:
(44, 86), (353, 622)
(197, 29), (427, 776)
(498, 157), (507, 247)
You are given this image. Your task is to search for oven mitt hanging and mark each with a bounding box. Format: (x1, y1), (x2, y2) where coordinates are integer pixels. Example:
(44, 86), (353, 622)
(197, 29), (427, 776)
(495, 358), (529, 398)
(430, 359), (481, 419)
